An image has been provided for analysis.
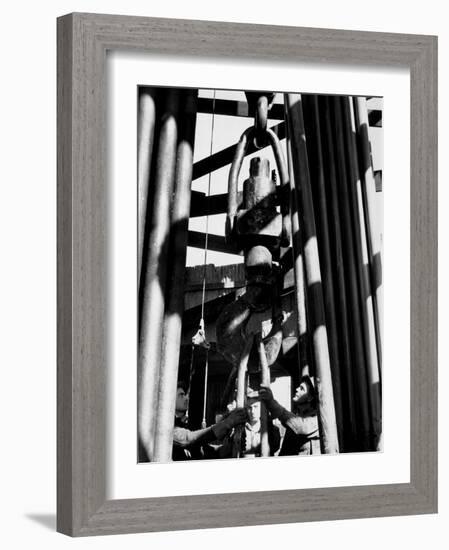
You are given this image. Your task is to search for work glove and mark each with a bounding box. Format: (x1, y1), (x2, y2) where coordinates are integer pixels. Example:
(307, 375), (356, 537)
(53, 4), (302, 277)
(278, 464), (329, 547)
(259, 384), (285, 419)
(225, 407), (247, 427)
(212, 407), (247, 440)
(259, 385), (274, 403)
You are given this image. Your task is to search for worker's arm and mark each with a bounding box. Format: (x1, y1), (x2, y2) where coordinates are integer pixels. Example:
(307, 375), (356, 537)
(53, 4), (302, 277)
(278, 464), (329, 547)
(282, 414), (319, 437)
(173, 408), (247, 448)
(259, 387), (318, 437)
(172, 426), (213, 448)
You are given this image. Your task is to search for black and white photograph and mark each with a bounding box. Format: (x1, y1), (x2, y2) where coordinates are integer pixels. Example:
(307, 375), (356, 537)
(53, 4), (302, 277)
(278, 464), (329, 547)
(0, 0), (442, 544)
(137, 87), (383, 463)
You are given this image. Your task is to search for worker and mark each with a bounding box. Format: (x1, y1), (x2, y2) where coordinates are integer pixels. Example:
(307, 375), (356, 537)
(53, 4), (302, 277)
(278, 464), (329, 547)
(259, 376), (321, 455)
(173, 382), (247, 461)
(218, 388), (280, 458)
(241, 390), (280, 457)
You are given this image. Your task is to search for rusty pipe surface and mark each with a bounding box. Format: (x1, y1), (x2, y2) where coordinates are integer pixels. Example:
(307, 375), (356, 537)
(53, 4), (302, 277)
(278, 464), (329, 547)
(285, 93), (339, 454)
(153, 90), (198, 463)
(138, 90), (181, 461)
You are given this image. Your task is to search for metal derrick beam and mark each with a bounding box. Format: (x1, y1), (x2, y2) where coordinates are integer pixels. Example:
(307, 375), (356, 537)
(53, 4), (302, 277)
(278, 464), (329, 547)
(190, 189), (282, 218)
(189, 190), (240, 217)
(192, 121), (286, 181)
(187, 230), (241, 255)
(197, 96), (382, 127)
(197, 97), (285, 120)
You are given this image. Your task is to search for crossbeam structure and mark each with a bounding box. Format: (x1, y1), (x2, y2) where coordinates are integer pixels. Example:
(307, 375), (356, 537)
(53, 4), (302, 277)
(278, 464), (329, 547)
(192, 121), (286, 180)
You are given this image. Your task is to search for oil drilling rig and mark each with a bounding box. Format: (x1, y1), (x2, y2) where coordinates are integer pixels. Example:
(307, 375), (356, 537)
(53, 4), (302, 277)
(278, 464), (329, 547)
(138, 87), (383, 462)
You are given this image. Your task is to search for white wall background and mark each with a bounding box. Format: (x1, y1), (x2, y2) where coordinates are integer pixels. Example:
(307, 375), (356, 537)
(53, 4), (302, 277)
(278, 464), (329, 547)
(0, 1), (444, 547)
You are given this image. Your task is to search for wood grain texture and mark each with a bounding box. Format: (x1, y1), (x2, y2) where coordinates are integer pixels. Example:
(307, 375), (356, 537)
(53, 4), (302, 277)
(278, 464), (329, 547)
(409, 36), (438, 508)
(57, 12), (438, 536)
(57, 13), (74, 536)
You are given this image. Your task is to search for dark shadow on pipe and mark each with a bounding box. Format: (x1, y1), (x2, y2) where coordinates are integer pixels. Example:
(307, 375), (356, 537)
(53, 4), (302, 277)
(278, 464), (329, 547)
(303, 94), (345, 450)
(355, 119), (383, 362)
(285, 92), (340, 454)
(331, 95), (373, 451)
(343, 97), (382, 445)
(319, 95), (359, 451)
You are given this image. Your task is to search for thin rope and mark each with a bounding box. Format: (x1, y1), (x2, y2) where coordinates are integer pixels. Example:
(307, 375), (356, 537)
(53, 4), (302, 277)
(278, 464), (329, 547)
(200, 90), (216, 428)
(201, 350), (209, 428)
(200, 90), (216, 321)
(185, 343), (195, 423)
(187, 344), (195, 396)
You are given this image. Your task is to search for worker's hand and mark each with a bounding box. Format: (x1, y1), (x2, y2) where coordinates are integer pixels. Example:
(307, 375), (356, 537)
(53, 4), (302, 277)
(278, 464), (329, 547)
(213, 407), (247, 440)
(259, 385), (274, 403)
(225, 407), (247, 428)
(259, 385), (285, 419)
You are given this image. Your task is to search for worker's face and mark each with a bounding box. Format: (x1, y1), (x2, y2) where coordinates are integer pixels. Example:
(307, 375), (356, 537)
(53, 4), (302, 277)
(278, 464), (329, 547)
(292, 382), (311, 405)
(247, 400), (261, 424)
(175, 388), (189, 414)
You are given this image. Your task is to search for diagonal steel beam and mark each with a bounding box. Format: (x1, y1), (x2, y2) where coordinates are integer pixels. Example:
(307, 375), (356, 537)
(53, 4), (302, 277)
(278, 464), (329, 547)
(187, 230), (242, 256)
(197, 97), (285, 120)
(189, 190), (241, 217)
(192, 121), (286, 181)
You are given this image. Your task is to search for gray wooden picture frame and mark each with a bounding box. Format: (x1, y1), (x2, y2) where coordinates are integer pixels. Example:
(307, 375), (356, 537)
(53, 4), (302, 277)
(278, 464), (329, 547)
(57, 12), (438, 537)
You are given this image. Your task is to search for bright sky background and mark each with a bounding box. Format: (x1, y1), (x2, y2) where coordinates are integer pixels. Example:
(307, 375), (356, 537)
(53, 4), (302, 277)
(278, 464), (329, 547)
(187, 89), (287, 266)
(186, 89), (383, 267)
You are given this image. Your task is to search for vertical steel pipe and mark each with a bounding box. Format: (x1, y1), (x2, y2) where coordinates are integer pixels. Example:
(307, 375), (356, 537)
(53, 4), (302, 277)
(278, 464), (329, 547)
(138, 90), (181, 461)
(285, 93), (339, 454)
(320, 96), (358, 451)
(153, 90), (198, 463)
(341, 97), (382, 447)
(236, 340), (251, 408)
(137, 88), (157, 282)
(354, 97), (383, 368)
(332, 96), (371, 450)
(285, 117), (310, 380)
(232, 335), (253, 458)
(303, 95), (345, 449)
(257, 335), (271, 457)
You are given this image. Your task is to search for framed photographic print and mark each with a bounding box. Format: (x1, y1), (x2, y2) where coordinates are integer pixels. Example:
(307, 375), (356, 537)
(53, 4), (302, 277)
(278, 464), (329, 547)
(57, 13), (437, 536)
